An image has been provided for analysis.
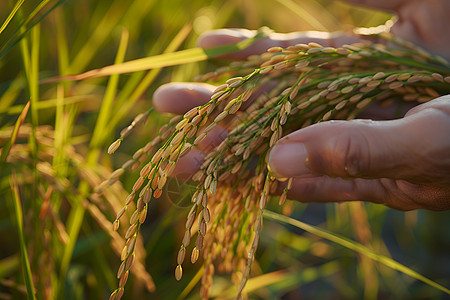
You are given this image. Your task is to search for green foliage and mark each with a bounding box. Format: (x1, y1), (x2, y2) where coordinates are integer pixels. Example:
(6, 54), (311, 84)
(0, 0), (449, 299)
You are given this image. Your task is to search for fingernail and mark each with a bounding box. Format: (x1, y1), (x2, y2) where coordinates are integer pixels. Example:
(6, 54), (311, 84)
(268, 143), (312, 178)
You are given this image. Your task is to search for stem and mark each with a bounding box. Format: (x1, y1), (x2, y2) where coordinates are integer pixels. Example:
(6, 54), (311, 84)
(11, 174), (37, 300)
(263, 210), (450, 295)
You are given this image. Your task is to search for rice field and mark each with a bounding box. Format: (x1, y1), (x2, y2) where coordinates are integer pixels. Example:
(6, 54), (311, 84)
(0, 0), (449, 299)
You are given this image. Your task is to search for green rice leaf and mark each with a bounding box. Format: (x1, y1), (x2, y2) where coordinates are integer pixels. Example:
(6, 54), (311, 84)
(0, 0), (24, 36)
(263, 209), (450, 295)
(0, 101), (30, 174)
(275, 0), (329, 31)
(218, 262), (339, 297)
(3, 95), (97, 115)
(42, 27), (272, 83)
(0, 255), (20, 279)
(89, 28), (129, 152)
(11, 173), (37, 300)
(177, 267), (204, 300)
(0, 0), (64, 59)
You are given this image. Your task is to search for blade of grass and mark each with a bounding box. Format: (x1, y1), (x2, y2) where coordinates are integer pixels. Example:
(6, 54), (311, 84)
(56, 27), (129, 299)
(55, 6), (69, 77)
(30, 25), (40, 127)
(18, 22), (39, 178)
(45, 48), (207, 82)
(117, 0), (157, 38)
(89, 28), (129, 152)
(27, 25), (41, 221)
(218, 261), (339, 298)
(52, 84), (67, 178)
(66, 0), (157, 76)
(0, 76), (23, 114)
(11, 173), (37, 300)
(348, 202), (378, 300)
(0, 0), (64, 59)
(53, 97), (87, 299)
(177, 266), (204, 300)
(56, 198), (85, 299)
(0, 255), (20, 279)
(239, 263), (338, 297)
(108, 24), (192, 131)
(101, 5), (178, 126)
(0, 0), (24, 36)
(0, 101), (30, 174)
(42, 27), (272, 83)
(68, 0), (137, 74)
(263, 210), (450, 295)
(24, 0), (52, 25)
(3, 95), (97, 115)
(274, 0), (330, 31)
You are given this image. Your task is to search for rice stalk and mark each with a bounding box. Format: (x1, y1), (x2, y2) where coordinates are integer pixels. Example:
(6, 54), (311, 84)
(0, 101), (30, 173)
(108, 24), (193, 133)
(90, 28), (129, 154)
(10, 173), (37, 300)
(0, 0), (24, 36)
(263, 210), (450, 295)
(0, 0), (63, 59)
(0, 123), (155, 296)
(42, 27), (273, 83)
(103, 34), (450, 299)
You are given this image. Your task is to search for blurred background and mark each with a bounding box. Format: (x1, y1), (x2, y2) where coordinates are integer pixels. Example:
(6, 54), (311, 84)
(0, 0), (449, 299)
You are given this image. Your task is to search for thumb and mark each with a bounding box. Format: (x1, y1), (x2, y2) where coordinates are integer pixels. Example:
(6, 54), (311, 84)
(268, 100), (450, 184)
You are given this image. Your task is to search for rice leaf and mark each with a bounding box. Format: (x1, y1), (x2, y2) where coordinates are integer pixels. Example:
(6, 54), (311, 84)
(0, 255), (20, 279)
(0, 101), (30, 174)
(275, 0), (329, 31)
(89, 28), (129, 152)
(263, 210), (450, 295)
(108, 24), (193, 130)
(177, 267), (204, 300)
(43, 48), (207, 82)
(3, 95), (98, 115)
(0, 0), (64, 59)
(11, 173), (37, 300)
(0, 0), (24, 36)
(42, 28), (271, 83)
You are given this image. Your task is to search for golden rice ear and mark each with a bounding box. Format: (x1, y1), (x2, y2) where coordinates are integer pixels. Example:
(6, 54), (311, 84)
(109, 38), (448, 299)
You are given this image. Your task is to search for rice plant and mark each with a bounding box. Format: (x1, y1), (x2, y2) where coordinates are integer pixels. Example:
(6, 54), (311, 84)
(104, 33), (450, 299)
(1, 0), (449, 299)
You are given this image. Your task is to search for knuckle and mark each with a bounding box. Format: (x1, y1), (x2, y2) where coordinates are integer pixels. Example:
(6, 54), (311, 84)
(333, 127), (371, 178)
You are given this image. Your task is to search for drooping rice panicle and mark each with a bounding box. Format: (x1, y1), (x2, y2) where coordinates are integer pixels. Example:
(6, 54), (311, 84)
(102, 34), (450, 299)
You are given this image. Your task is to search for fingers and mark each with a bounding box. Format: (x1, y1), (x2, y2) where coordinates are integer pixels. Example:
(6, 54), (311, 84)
(389, 0), (450, 61)
(269, 96), (450, 184)
(153, 80), (278, 118)
(153, 82), (216, 114)
(171, 148), (204, 179)
(285, 176), (402, 207)
(393, 180), (450, 211)
(356, 101), (417, 120)
(198, 28), (360, 60)
(285, 176), (386, 204)
(404, 94), (450, 116)
(197, 125), (228, 151)
(163, 125), (229, 180)
(282, 175), (449, 210)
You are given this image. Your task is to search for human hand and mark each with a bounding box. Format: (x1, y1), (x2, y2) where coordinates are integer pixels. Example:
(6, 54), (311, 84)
(268, 96), (450, 211)
(346, 0), (450, 61)
(152, 29), (362, 175)
(152, 1), (450, 211)
(154, 82), (450, 211)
